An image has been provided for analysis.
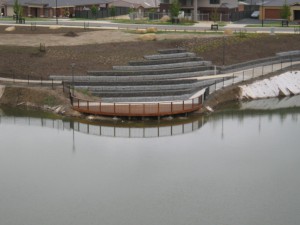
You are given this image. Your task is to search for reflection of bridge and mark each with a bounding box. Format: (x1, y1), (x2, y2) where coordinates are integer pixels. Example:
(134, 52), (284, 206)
(0, 115), (207, 138)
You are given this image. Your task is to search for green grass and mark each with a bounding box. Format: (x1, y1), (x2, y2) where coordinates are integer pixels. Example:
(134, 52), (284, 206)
(246, 23), (299, 28)
(124, 29), (223, 35)
(109, 19), (195, 26)
(0, 17), (51, 21)
(43, 96), (57, 106)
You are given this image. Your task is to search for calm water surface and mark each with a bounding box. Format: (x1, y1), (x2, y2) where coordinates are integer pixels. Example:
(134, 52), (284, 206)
(0, 99), (300, 225)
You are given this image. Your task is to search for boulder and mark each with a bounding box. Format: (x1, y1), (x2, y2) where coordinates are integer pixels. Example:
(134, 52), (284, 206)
(138, 34), (157, 41)
(49, 25), (61, 30)
(160, 15), (170, 22)
(146, 27), (157, 33)
(135, 29), (147, 34)
(224, 29), (233, 35)
(5, 26), (16, 32)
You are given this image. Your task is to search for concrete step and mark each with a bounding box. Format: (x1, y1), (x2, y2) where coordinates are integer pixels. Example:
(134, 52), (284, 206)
(71, 79), (198, 86)
(75, 80), (217, 92)
(144, 52), (196, 60)
(157, 48), (187, 54)
(128, 57), (203, 66)
(91, 89), (191, 98)
(86, 65), (216, 76)
(99, 94), (193, 103)
(113, 61), (212, 71)
(51, 70), (218, 82)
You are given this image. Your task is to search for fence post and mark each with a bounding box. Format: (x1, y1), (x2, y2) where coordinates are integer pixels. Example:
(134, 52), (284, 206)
(272, 63), (273, 72)
(114, 103), (115, 114)
(28, 75), (29, 85)
(99, 101), (101, 113)
(41, 76), (42, 86)
(252, 67), (254, 79)
(262, 66), (264, 76)
(243, 71), (245, 81)
(232, 73), (235, 84)
(157, 103), (160, 114)
(52, 79), (54, 89)
(171, 102), (173, 113)
(223, 77), (225, 87)
(281, 60), (282, 70)
(215, 80), (217, 90)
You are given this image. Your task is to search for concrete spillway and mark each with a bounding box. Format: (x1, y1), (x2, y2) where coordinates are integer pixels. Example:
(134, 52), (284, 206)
(240, 71), (300, 99)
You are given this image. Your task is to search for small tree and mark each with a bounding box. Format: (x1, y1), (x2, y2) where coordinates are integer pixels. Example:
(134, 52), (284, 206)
(170, 0), (180, 18)
(13, 0), (22, 18)
(91, 5), (98, 19)
(280, 0), (291, 21)
(109, 5), (116, 17)
(210, 7), (220, 23)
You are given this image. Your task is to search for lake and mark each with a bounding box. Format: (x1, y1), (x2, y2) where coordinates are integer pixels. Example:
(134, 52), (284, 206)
(1, 97), (300, 225)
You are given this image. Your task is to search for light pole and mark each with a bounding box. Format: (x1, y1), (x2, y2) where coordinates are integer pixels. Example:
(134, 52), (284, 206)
(71, 63), (75, 96)
(55, 0), (58, 25)
(261, 0), (264, 27)
(222, 35), (225, 66)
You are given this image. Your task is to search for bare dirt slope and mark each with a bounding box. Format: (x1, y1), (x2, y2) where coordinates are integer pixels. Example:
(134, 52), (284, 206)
(0, 26), (300, 80)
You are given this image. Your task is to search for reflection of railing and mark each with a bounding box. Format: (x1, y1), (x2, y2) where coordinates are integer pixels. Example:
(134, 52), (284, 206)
(70, 95), (203, 117)
(0, 115), (207, 138)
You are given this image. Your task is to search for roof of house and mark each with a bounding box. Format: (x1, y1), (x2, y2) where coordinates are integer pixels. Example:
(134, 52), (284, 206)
(256, 0), (300, 6)
(5, 0), (158, 8)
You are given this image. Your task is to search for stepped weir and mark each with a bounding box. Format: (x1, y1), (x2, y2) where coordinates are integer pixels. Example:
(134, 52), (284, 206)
(51, 49), (223, 117)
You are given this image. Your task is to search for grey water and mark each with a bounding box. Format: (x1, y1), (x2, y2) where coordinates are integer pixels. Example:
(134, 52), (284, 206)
(0, 98), (300, 225)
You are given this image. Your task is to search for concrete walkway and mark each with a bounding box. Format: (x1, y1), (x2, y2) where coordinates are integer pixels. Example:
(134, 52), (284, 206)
(0, 85), (5, 99)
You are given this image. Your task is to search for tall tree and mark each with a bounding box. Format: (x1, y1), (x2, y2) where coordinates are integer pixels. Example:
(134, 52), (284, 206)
(13, 0), (23, 17)
(280, 0), (291, 20)
(170, 0), (180, 18)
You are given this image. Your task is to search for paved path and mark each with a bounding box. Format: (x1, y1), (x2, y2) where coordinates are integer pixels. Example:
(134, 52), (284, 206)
(0, 19), (297, 34)
(0, 85), (5, 99)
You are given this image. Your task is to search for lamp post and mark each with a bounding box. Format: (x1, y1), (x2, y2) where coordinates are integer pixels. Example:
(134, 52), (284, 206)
(55, 0), (58, 25)
(222, 35), (225, 66)
(71, 63), (75, 96)
(261, 0), (264, 27)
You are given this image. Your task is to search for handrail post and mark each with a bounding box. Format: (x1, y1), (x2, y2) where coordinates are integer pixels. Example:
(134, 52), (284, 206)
(171, 102), (173, 113)
(183, 101), (185, 111)
(143, 103), (145, 115)
(87, 101), (89, 110)
(157, 103), (160, 114)
(192, 99), (194, 109)
(129, 103), (131, 115)
(114, 103), (116, 114)
(99, 101), (101, 113)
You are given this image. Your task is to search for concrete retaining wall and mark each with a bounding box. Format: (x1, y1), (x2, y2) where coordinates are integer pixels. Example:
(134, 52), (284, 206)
(113, 61), (212, 71)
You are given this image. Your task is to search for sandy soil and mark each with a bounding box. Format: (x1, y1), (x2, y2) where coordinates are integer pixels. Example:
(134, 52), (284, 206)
(0, 25), (205, 46)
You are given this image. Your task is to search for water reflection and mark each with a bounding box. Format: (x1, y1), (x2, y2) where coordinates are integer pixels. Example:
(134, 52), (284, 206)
(0, 95), (300, 139)
(1, 100), (300, 225)
(0, 114), (207, 138)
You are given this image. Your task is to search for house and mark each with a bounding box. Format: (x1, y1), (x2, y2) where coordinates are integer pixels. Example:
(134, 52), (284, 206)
(257, 0), (300, 21)
(160, 0), (239, 21)
(2, 0), (157, 18)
